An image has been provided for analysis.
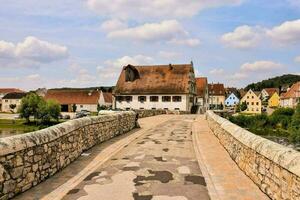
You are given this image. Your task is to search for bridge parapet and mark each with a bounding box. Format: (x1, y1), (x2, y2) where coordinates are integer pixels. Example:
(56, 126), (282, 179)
(206, 111), (300, 200)
(0, 111), (136, 199)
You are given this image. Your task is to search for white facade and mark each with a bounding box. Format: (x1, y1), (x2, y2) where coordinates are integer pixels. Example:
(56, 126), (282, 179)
(115, 94), (192, 111)
(2, 99), (22, 113)
(76, 104), (98, 112)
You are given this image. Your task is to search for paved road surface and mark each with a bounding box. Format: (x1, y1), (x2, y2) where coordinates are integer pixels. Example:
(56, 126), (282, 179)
(63, 115), (209, 200)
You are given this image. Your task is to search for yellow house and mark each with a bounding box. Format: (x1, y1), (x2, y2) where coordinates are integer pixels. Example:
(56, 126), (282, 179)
(240, 89), (262, 114)
(268, 92), (280, 108)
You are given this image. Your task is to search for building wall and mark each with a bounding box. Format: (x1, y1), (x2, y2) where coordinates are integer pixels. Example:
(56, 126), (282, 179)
(115, 94), (192, 112)
(225, 93), (240, 107)
(209, 95), (225, 109)
(268, 93), (280, 108)
(280, 98), (299, 108)
(76, 104), (98, 112)
(0, 111), (136, 199)
(241, 90), (262, 114)
(206, 111), (300, 200)
(1, 99), (22, 113)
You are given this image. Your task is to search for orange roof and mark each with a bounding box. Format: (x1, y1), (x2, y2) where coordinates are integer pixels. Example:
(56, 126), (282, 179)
(102, 92), (112, 103)
(45, 90), (100, 104)
(281, 82), (300, 99)
(114, 64), (195, 95)
(0, 88), (24, 94)
(208, 83), (225, 96)
(195, 77), (207, 97)
(264, 88), (279, 96)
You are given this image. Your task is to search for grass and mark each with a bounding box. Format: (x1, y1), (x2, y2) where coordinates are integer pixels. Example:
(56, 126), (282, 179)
(0, 119), (66, 135)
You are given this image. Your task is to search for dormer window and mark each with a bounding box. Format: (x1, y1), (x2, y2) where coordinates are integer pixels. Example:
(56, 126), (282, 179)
(124, 65), (139, 82)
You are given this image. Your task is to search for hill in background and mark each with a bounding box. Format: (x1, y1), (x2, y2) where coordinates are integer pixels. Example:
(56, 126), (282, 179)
(245, 74), (300, 91)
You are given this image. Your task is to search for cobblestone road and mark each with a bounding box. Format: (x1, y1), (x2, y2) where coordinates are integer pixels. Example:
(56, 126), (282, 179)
(63, 115), (209, 200)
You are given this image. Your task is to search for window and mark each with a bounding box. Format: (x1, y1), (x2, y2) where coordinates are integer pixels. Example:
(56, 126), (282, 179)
(138, 96), (146, 102)
(150, 96), (159, 102)
(252, 96), (254, 99)
(256, 108), (259, 111)
(251, 102), (254, 105)
(152, 108), (156, 110)
(247, 96), (249, 99)
(189, 97), (194, 103)
(116, 96), (123, 102)
(126, 108), (130, 111)
(172, 96), (182, 102)
(125, 96), (132, 102)
(139, 108), (144, 110)
(5, 100), (8, 102)
(162, 96), (171, 102)
(164, 108), (168, 110)
(256, 102), (259, 105)
(80, 105), (83, 108)
(175, 108), (180, 110)
(247, 102), (249, 105)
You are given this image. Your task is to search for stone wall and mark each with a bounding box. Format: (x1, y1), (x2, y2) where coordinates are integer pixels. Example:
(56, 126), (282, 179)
(0, 111), (136, 199)
(206, 111), (300, 200)
(134, 109), (189, 118)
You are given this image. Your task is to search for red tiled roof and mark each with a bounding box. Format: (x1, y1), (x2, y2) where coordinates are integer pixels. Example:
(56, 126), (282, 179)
(102, 92), (112, 103)
(264, 88), (279, 96)
(114, 64), (195, 95)
(45, 90), (100, 104)
(0, 88), (24, 94)
(208, 83), (225, 96)
(195, 77), (207, 97)
(281, 82), (300, 99)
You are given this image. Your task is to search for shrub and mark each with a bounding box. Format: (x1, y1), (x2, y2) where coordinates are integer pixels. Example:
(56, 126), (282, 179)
(289, 103), (300, 143)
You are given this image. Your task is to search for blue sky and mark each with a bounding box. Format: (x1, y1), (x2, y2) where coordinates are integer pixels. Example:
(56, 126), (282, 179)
(0, 0), (300, 90)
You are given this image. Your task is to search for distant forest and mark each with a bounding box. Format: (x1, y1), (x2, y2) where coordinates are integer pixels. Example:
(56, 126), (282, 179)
(245, 74), (300, 91)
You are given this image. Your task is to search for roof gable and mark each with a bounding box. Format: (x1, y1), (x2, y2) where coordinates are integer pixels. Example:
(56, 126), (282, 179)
(208, 83), (225, 96)
(195, 77), (207, 97)
(2, 92), (27, 99)
(281, 82), (300, 99)
(114, 63), (195, 95)
(241, 89), (261, 101)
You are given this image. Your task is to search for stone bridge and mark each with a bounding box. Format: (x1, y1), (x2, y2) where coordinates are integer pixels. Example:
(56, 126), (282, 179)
(0, 111), (299, 200)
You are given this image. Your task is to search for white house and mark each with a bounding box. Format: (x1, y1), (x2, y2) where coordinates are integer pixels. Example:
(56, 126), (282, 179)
(280, 82), (300, 108)
(225, 93), (240, 107)
(260, 88), (279, 101)
(113, 63), (196, 112)
(1, 92), (27, 113)
(45, 89), (112, 112)
(0, 88), (24, 112)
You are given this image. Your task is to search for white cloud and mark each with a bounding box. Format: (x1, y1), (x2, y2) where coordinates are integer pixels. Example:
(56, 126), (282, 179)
(97, 55), (154, 84)
(221, 25), (264, 49)
(158, 51), (181, 59)
(240, 61), (282, 72)
(101, 19), (127, 32)
(294, 55), (300, 63)
(15, 36), (68, 63)
(0, 36), (68, 68)
(107, 20), (186, 41)
(106, 20), (200, 46)
(87, 0), (241, 20)
(168, 38), (200, 47)
(267, 19), (300, 44)
(209, 68), (225, 75)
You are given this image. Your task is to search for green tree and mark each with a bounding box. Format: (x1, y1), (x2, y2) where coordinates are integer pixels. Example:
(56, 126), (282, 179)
(289, 103), (300, 143)
(47, 100), (61, 122)
(72, 104), (77, 112)
(37, 100), (61, 124)
(240, 101), (248, 112)
(18, 93), (42, 122)
(9, 104), (17, 112)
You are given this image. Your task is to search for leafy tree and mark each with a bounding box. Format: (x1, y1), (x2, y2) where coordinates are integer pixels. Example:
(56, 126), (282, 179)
(18, 93), (42, 122)
(269, 108), (294, 129)
(37, 100), (61, 124)
(289, 103), (300, 143)
(72, 104), (77, 112)
(9, 104), (16, 112)
(240, 101), (247, 112)
(47, 100), (61, 121)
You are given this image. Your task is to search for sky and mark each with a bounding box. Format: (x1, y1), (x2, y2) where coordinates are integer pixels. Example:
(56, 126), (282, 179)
(0, 0), (300, 90)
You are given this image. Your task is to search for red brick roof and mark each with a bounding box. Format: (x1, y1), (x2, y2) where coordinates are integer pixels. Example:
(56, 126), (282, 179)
(102, 92), (112, 103)
(45, 90), (100, 104)
(281, 82), (300, 99)
(0, 88), (24, 94)
(264, 88), (279, 96)
(114, 64), (195, 95)
(208, 83), (225, 96)
(195, 77), (207, 97)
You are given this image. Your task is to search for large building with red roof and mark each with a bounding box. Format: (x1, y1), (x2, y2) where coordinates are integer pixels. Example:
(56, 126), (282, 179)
(195, 77), (209, 113)
(45, 89), (112, 112)
(208, 83), (225, 110)
(113, 63), (196, 112)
